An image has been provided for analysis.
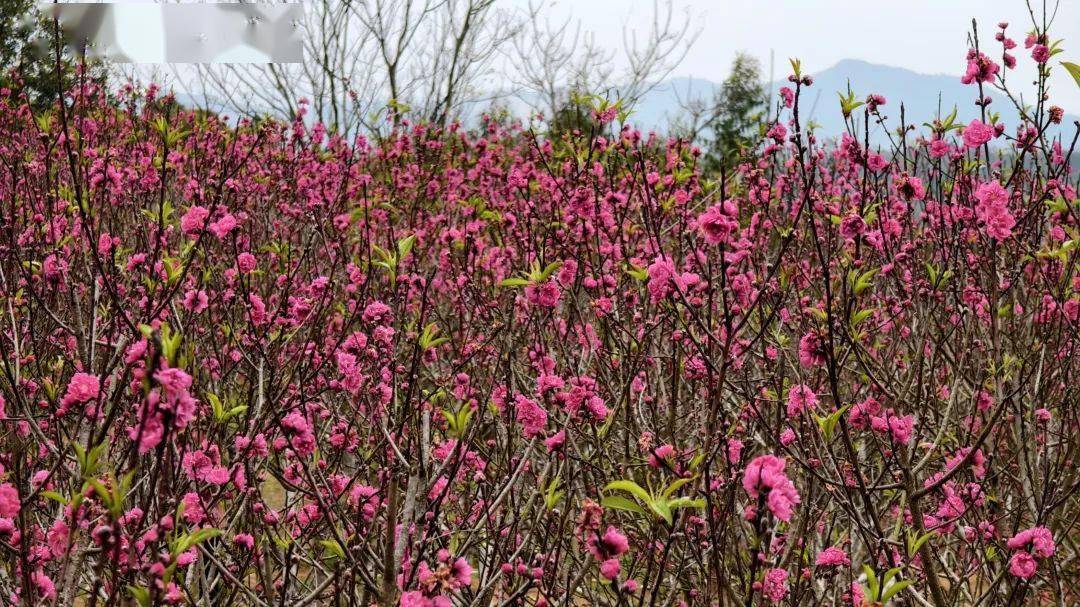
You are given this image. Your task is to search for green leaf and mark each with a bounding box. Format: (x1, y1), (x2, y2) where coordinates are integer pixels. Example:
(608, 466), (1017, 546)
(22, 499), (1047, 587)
(604, 480), (651, 505)
(849, 267), (879, 296)
(667, 497), (705, 510)
(441, 405), (473, 438)
(650, 498), (674, 525)
(687, 452), (706, 471)
(817, 405), (850, 443)
(543, 478), (565, 512)
(601, 495), (646, 515)
(538, 261), (562, 281)
(881, 567), (902, 588)
(41, 491), (68, 504)
(127, 585), (152, 607)
(419, 323), (449, 350)
(177, 528), (222, 554)
(73, 443), (88, 475)
(625, 266), (648, 282)
(87, 479), (112, 509)
(661, 476), (694, 499)
(943, 106), (958, 129)
(225, 405), (248, 420)
(1062, 62), (1080, 89)
(862, 565), (880, 601)
(907, 530), (934, 557)
(319, 539), (346, 561)
(208, 393), (224, 421)
(881, 580), (913, 604)
(850, 308), (875, 328)
(396, 235), (416, 260)
(499, 277), (531, 288)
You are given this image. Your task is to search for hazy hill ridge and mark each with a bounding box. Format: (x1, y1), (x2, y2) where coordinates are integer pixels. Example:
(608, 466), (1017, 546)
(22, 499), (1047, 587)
(630, 58), (1078, 143)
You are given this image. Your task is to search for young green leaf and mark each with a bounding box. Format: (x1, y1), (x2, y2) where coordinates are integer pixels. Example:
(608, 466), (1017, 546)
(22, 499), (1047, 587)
(601, 495), (646, 515)
(881, 579), (913, 604)
(604, 480), (651, 504)
(1062, 61), (1080, 88)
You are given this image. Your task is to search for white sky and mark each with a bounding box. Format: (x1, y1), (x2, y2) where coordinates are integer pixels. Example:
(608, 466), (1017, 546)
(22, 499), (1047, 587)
(518, 0), (1080, 112)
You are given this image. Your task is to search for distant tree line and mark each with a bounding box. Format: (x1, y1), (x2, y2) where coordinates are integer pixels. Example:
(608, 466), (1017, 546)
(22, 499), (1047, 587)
(1, 0), (767, 174)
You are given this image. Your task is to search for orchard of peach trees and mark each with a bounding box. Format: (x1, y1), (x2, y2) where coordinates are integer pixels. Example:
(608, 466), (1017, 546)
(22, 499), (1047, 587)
(0, 10), (1078, 607)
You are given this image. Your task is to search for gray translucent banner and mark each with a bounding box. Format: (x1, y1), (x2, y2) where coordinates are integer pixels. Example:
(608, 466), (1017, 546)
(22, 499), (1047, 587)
(41, 3), (304, 63)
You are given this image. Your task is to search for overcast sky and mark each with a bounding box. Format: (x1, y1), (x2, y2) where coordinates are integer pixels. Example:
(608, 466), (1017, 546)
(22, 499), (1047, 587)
(518, 0), (1080, 112)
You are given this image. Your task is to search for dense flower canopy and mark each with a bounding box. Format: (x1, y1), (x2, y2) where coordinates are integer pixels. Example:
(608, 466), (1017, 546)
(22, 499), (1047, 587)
(0, 16), (1078, 607)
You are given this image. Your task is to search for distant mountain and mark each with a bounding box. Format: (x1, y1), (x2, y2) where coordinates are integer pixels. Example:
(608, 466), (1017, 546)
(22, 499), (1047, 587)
(165, 58), (1077, 144)
(630, 59), (1078, 144)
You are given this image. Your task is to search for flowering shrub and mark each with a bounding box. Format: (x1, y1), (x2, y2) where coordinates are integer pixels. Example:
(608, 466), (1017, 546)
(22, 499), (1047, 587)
(0, 18), (1078, 607)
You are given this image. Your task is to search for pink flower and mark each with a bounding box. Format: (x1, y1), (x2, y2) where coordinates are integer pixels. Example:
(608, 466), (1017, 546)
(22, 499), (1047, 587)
(32, 571), (56, 600)
(780, 428), (796, 446)
(400, 591), (430, 607)
(587, 525), (630, 565)
(645, 256), (699, 304)
(61, 372), (100, 411)
(183, 289), (209, 313)
(866, 153), (888, 172)
(130, 413), (165, 454)
(237, 252), (257, 273)
(592, 106), (618, 125)
(786, 384), (818, 418)
(648, 444), (675, 467)
(514, 394), (547, 438)
(154, 367), (197, 427)
(208, 213), (238, 239)
(544, 429), (566, 452)
(647, 256), (677, 303)
(929, 139), (951, 158)
(362, 301), (392, 323)
(798, 332), (826, 368)
(779, 87), (794, 108)
(815, 546), (850, 567)
(47, 520), (69, 556)
(600, 526), (629, 556)
(600, 558), (621, 580)
(974, 182), (1016, 240)
(525, 279), (562, 308)
(280, 411), (316, 456)
(696, 200), (739, 244)
(1009, 551), (1038, 579)
(0, 483), (19, 517)
(985, 210), (1017, 241)
(1031, 44), (1049, 63)
(762, 568), (788, 603)
(963, 120), (994, 148)
(450, 557), (473, 588)
(233, 533), (255, 550)
(961, 51), (999, 84)
(727, 438), (744, 464)
(248, 294), (268, 325)
(1007, 527), (1055, 558)
(204, 466), (231, 485)
(839, 214), (866, 240)
(180, 205), (210, 235)
(888, 414), (915, 445)
(851, 581), (865, 605)
(975, 181), (1008, 207)
(743, 455), (801, 522)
